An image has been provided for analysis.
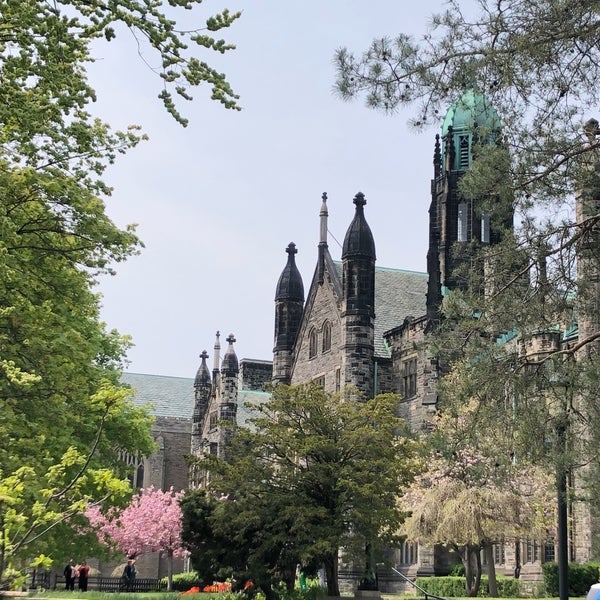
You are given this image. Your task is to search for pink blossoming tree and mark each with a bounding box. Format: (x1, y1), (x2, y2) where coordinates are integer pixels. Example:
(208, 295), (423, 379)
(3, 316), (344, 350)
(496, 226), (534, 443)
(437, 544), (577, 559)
(86, 486), (188, 590)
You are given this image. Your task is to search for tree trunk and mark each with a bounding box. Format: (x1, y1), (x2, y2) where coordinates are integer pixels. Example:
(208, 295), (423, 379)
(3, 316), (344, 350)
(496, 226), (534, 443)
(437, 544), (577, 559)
(514, 539), (521, 579)
(483, 542), (498, 597)
(167, 550), (173, 591)
(323, 551), (340, 597)
(462, 543), (482, 597)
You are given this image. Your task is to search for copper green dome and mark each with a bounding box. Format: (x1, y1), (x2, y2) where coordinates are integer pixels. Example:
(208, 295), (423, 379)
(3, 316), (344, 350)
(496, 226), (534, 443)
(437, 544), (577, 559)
(441, 90), (500, 170)
(442, 90), (500, 136)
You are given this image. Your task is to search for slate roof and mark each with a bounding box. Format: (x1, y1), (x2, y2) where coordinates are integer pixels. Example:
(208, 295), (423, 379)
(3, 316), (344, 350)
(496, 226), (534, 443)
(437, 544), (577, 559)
(332, 262), (428, 359)
(121, 372), (270, 422)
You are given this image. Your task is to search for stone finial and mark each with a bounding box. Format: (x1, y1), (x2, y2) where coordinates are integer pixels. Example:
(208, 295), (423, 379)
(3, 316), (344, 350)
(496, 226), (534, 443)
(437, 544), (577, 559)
(286, 242), (297, 256)
(354, 191), (366, 208)
(226, 333), (236, 345)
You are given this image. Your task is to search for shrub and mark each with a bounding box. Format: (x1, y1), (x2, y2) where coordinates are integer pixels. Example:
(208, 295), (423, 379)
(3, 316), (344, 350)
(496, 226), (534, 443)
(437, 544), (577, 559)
(543, 562), (600, 597)
(415, 574), (525, 597)
(415, 576), (466, 597)
(162, 572), (205, 592)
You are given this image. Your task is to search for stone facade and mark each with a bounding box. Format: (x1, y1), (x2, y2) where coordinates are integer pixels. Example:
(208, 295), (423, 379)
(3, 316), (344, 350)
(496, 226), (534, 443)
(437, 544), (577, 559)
(268, 91), (599, 590)
(113, 93), (599, 590)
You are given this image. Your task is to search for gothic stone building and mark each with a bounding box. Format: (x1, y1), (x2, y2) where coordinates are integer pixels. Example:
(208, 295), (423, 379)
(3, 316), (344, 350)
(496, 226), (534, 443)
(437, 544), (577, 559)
(125, 92), (598, 588)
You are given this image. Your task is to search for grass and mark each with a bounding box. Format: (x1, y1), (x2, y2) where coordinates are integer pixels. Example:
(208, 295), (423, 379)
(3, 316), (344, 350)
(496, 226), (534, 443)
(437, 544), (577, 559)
(24, 593), (208, 600)
(21, 593), (587, 600)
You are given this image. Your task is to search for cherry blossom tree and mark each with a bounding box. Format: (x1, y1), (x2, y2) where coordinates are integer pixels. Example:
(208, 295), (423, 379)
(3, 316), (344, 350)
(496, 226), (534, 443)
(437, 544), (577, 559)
(86, 486), (188, 590)
(400, 390), (554, 597)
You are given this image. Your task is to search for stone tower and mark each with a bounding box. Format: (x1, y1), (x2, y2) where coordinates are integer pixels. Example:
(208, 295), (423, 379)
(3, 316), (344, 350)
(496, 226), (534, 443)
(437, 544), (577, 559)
(273, 242), (305, 386)
(341, 192), (376, 396)
(191, 349), (211, 454)
(219, 334), (239, 455)
(426, 90), (511, 318)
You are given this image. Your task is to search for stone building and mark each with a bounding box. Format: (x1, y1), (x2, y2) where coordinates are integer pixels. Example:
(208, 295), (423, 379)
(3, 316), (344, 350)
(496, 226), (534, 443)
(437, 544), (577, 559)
(268, 90), (598, 587)
(117, 91), (598, 588)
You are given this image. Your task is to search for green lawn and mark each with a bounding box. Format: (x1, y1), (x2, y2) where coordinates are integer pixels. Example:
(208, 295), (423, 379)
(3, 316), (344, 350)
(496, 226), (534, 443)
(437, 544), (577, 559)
(25, 593), (587, 600)
(28, 593), (203, 600)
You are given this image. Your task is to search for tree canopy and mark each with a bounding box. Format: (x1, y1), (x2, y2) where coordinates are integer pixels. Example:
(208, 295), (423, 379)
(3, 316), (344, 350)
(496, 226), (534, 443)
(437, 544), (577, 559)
(183, 384), (423, 599)
(86, 486), (187, 590)
(0, 0), (240, 586)
(335, 0), (600, 203)
(334, 0), (600, 578)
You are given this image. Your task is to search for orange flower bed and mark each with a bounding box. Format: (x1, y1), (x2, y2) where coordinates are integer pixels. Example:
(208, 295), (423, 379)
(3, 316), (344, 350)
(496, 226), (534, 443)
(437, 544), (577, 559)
(202, 581), (232, 593)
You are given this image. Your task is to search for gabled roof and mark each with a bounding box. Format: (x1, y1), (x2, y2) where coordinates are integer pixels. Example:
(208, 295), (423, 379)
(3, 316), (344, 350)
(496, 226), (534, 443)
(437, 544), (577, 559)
(332, 262), (428, 358)
(122, 372), (194, 419)
(121, 372), (269, 422)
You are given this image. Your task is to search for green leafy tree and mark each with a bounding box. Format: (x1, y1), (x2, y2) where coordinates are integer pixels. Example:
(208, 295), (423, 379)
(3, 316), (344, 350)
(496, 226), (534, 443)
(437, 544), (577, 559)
(334, 0), (600, 569)
(185, 384), (423, 599)
(0, 0), (240, 586)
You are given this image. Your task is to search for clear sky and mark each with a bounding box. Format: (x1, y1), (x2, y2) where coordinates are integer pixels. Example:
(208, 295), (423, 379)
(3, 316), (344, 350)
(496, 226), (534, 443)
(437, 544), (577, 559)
(92, 1), (465, 379)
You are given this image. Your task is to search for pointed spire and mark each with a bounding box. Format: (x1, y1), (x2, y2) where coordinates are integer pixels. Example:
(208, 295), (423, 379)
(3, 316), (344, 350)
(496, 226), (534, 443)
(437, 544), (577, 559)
(194, 350), (211, 387)
(319, 192), (328, 246)
(341, 192), (376, 260)
(221, 333), (239, 375)
(318, 192), (328, 284)
(212, 331), (221, 372)
(275, 243), (305, 302)
(434, 133), (441, 178)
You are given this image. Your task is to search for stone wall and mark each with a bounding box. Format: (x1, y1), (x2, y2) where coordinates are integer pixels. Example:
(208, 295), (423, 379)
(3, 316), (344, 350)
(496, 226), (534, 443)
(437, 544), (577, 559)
(291, 282), (342, 393)
(240, 359), (273, 391)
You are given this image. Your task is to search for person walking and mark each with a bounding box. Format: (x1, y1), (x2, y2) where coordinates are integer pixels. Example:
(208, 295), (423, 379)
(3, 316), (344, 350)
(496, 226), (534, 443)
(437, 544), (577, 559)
(123, 559), (136, 592)
(77, 561), (90, 592)
(63, 559), (75, 591)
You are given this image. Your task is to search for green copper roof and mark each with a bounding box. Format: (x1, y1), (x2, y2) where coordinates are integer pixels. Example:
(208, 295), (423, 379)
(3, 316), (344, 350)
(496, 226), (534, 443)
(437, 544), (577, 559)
(441, 90), (500, 136)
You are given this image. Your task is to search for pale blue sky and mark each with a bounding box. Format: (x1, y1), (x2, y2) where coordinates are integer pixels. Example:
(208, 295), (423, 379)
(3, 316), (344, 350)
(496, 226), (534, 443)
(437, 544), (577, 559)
(93, 1), (469, 378)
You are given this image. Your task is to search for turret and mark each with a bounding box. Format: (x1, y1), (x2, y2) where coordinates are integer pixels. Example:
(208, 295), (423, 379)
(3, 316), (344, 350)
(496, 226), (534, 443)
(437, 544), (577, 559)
(273, 242), (305, 385)
(341, 192), (376, 396)
(426, 90), (511, 317)
(192, 349), (211, 453)
(220, 333), (239, 422)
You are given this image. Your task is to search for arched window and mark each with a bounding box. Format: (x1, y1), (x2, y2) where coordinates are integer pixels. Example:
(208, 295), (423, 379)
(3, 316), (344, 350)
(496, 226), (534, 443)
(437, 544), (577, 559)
(119, 451), (145, 489)
(308, 328), (317, 358)
(322, 321), (331, 353)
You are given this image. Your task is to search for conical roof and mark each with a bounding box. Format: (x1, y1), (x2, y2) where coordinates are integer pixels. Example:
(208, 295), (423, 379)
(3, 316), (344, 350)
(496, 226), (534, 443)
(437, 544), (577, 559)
(194, 350), (211, 387)
(275, 242), (305, 302)
(221, 334), (239, 374)
(341, 192), (376, 260)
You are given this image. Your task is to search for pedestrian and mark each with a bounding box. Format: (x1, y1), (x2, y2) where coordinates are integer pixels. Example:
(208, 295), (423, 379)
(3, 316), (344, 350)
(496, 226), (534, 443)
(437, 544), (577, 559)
(77, 561), (90, 592)
(63, 559), (75, 591)
(122, 558), (136, 592)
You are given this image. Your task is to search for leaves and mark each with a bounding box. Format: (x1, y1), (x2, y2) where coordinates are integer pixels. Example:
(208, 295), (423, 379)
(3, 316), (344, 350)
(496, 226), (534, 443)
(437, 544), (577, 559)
(187, 385), (424, 597)
(86, 486), (187, 559)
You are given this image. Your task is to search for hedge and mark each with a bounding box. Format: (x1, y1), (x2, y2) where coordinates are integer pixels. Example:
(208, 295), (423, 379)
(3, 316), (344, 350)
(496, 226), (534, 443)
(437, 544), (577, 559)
(542, 562), (600, 597)
(415, 574), (524, 597)
(162, 572), (205, 592)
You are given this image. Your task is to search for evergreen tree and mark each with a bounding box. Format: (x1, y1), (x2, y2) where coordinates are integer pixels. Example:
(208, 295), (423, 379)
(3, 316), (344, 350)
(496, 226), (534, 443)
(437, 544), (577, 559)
(334, 0), (600, 565)
(185, 384), (423, 599)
